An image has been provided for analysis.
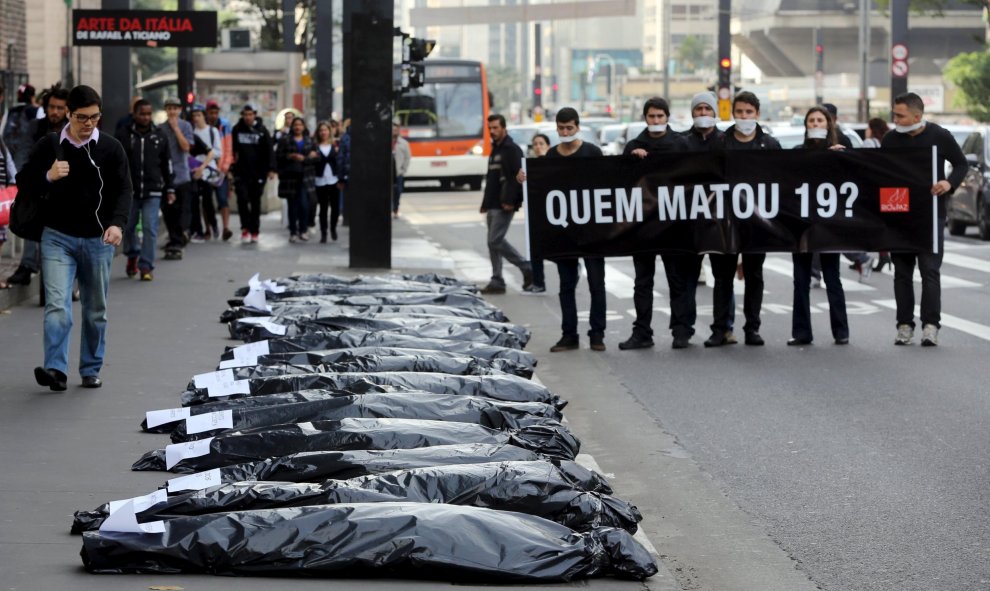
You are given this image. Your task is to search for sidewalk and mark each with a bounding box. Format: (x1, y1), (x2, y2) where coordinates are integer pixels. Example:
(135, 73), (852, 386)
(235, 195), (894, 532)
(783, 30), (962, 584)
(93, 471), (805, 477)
(0, 212), (676, 590)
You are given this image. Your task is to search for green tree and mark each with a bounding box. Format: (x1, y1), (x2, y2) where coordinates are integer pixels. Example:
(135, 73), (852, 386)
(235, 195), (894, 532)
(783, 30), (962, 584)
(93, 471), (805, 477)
(945, 50), (990, 121)
(676, 35), (709, 73)
(486, 65), (521, 113)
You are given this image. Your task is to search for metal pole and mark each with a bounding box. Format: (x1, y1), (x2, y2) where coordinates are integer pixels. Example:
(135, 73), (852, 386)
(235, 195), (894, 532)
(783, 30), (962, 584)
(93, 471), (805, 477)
(662, 0), (670, 100)
(283, 0), (297, 51)
(177, 0), (194, 108)
(889, 0), (908, 109)
(100, 0), (131, 127)
(858, 0), (868, 121)
(344, 0), (394, 268)
(315, 0), (333, 121)
(533, 22), (541, 110)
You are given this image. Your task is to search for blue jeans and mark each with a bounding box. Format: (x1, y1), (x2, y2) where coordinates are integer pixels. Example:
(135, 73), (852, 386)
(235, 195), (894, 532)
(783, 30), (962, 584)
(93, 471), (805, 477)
(123, 197), (161, 271)
(557, 257), (606, 339)
(19, 239), (40, 272)
(288, 183), (310, 236)
(792, 253), (848, 341)
(40, 227), (114, 377)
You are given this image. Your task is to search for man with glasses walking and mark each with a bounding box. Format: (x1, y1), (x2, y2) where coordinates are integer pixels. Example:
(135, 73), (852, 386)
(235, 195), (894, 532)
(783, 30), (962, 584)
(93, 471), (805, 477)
(16, 85), (132, 391)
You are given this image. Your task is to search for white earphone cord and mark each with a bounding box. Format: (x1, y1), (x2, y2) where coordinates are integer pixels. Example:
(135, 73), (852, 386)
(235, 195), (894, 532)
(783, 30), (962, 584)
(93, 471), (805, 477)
(83, 143), (105, 235)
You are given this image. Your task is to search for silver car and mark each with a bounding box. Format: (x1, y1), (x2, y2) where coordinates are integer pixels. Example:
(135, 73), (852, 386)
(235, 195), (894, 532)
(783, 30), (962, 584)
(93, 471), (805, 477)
(947, 126), (990, 240)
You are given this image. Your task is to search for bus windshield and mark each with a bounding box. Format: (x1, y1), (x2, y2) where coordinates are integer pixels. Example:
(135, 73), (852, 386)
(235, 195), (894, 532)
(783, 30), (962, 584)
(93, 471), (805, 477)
(396, 82), (483, 140)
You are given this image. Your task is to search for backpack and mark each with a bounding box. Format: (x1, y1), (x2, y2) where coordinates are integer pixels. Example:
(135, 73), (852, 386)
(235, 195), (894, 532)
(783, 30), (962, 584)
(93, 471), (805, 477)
(10, 133), (62, 241)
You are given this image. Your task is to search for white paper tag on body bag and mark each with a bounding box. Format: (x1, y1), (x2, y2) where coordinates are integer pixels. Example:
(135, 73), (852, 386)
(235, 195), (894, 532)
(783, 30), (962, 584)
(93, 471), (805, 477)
(207, 379), (251, 398)
(165, 437), (215, 470)
(107, 489), (167, 516)
(166, 468), (223, 493)
(186, 410), (234, 435)
(99, 500), (167, 534)
(146, 407), (191, 429)
(193, 369), (234, 389)
(242, 287), (271, 312)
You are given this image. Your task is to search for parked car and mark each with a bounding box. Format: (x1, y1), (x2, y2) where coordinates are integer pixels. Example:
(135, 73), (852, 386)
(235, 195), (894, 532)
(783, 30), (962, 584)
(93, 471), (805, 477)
(599, 123), (627, 155)
(946, 126), (990, 240)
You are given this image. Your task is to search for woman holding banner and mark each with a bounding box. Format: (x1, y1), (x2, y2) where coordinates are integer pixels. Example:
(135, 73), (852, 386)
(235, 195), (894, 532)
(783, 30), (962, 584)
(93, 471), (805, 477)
(788, 106), (849, 346)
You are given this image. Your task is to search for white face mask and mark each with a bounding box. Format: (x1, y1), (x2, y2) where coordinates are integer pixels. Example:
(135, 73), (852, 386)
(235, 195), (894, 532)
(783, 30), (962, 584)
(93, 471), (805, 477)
(807, 128), (828, 140)
(734, 119), (758, 135)
(693, 116), (717, 129)
(557, 134), (579, 143)
(647, 124), (667, 133)
(895, 121), (924, 134)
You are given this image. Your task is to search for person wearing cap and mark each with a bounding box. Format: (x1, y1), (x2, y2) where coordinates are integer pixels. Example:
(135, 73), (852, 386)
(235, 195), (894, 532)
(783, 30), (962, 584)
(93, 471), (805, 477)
(158, 96), (195, 259)
(231, 103), (276, 243)
(205, 100), (234, 241)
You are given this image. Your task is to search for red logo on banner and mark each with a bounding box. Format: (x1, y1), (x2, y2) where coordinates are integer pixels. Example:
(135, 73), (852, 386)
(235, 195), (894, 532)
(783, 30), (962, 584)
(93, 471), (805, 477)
(880, 187), (910, 213)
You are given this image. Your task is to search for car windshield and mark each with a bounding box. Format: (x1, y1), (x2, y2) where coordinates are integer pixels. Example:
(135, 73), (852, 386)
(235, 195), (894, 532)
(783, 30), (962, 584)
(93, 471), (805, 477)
(395, 82), (483, 140)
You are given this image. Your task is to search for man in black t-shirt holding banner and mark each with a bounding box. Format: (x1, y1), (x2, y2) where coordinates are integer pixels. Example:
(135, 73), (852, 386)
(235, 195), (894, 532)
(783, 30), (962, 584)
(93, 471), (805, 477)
(520, 107), (606, 353)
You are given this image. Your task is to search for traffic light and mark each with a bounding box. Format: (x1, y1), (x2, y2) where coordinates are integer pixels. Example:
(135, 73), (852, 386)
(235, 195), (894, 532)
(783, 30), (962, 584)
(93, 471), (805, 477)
(718, 57), (731, 88)
(186, 91), (195, 106)
(394, 29), (436, 94)
(717, 56), (732, 121)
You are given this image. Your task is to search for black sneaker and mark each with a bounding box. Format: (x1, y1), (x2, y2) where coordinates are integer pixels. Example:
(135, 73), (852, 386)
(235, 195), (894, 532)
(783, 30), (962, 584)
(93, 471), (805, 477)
(550, 335), (579, 352)
(522, 269), (534, 290)
(618, 333), (654, 350)
(34, 367), (67, 392)
(589, 335), (606, 351)
(745, 331), (765, 346)
(704, 331), (728, 347)
(672, 336), (691, 349)
(5, 265), (34, 285)
(480, 283), (506, 295)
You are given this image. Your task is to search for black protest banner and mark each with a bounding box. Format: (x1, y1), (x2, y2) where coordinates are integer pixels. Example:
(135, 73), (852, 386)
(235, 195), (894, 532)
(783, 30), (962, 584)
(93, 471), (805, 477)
(524, 147), (936, 259)
(72, 10), (217, 47)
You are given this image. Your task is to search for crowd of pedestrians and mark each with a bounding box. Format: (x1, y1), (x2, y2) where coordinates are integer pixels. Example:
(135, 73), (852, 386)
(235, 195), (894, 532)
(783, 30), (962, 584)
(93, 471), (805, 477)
(506, 90), (967, 352)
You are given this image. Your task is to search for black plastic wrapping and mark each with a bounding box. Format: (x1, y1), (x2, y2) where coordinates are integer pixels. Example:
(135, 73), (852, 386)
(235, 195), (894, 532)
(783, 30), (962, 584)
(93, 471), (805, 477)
(168, 392), (563, 442)
(73, 460), (641, 534)
(221, 302), (509, 324)
(212, 353), (523, 381)
(232, 280), (474, 300)
(180, 371), (562, 408)
(218, 331), (536, 366)
(238, 346), (533, 378)
(81, 503), (658, 581)
(132, 417), (580, 472)
(231, 315), (531, 348)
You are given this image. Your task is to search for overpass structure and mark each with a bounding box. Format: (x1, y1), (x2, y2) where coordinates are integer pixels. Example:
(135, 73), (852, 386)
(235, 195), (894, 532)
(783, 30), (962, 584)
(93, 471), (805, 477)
(733, 0), (984, 78)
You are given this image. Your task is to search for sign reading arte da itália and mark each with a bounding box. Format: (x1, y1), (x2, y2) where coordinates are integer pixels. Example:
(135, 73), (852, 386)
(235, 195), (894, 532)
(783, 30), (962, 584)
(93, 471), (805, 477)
(72, 10), (217, 48)
(524, 147), (939, 259)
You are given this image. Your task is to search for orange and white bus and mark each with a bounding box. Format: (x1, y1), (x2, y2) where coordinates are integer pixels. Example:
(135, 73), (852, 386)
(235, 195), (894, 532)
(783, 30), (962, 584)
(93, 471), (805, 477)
(395, 60), (491, 190)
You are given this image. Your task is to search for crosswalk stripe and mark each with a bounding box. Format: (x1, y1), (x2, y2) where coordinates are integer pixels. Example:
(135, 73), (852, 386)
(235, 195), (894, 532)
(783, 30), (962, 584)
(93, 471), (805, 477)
(761, 257), (876, 292)
(603, 259), (662, 300)
(873, 299), (990, 342)
(942, 252), (990, 275)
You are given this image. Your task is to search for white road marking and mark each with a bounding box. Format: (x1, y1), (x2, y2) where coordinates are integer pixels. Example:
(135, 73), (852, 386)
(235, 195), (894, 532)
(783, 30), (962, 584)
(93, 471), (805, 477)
(942, 252), (990, 275)
(874, 299), (990, 342)
(761, 256), (877, 292)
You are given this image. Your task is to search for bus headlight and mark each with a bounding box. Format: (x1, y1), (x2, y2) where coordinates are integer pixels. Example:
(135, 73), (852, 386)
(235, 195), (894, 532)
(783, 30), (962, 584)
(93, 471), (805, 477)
(469, 142), (484, 155)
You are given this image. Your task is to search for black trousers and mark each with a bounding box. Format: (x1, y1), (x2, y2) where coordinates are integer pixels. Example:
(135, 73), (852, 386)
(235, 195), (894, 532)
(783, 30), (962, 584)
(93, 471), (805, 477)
(235, 177), (264, 235)
(316, 184), (341, 237)
(792, 253), (848, 341)
(162, 182), (192, 249)
(710, 253), (765, 334)
(892, 221), (945, 329)
(662, 253), (703, 339)
(630, 253), (657, 338)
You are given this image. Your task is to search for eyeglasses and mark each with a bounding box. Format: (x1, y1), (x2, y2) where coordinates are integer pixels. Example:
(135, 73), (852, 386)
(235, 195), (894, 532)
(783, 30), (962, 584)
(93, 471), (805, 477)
(72, 113), (102, 123)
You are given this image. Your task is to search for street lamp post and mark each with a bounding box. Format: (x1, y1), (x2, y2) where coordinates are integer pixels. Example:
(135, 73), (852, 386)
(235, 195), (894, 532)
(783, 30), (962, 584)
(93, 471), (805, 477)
(593, 53), (615, 113)
(858, 0), (870, 121)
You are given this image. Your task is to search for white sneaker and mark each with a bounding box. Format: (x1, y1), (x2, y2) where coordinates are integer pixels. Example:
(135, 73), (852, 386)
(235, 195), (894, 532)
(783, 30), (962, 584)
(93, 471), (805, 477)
(859, 256), (874, 282)
(921, 324), (938, 347)
(895, 323), (914, 345)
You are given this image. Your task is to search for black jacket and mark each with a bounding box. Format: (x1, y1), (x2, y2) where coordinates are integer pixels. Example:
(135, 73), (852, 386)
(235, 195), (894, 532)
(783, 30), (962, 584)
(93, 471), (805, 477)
(231, 118), (275, 180)
(18, 131), (132, 238)
(881, 121), (968, 218)
(682, 127), (726, 151)
(623, 128), (689, 155)
(115, 124), (174, 201)
(723, 124), (781, 151)
(31, 117), (67, 143)
(482, 135), (524, 211)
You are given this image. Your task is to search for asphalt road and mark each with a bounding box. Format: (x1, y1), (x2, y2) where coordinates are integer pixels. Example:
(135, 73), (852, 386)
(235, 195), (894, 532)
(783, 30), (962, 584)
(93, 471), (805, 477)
(400, 185), (990, 591)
